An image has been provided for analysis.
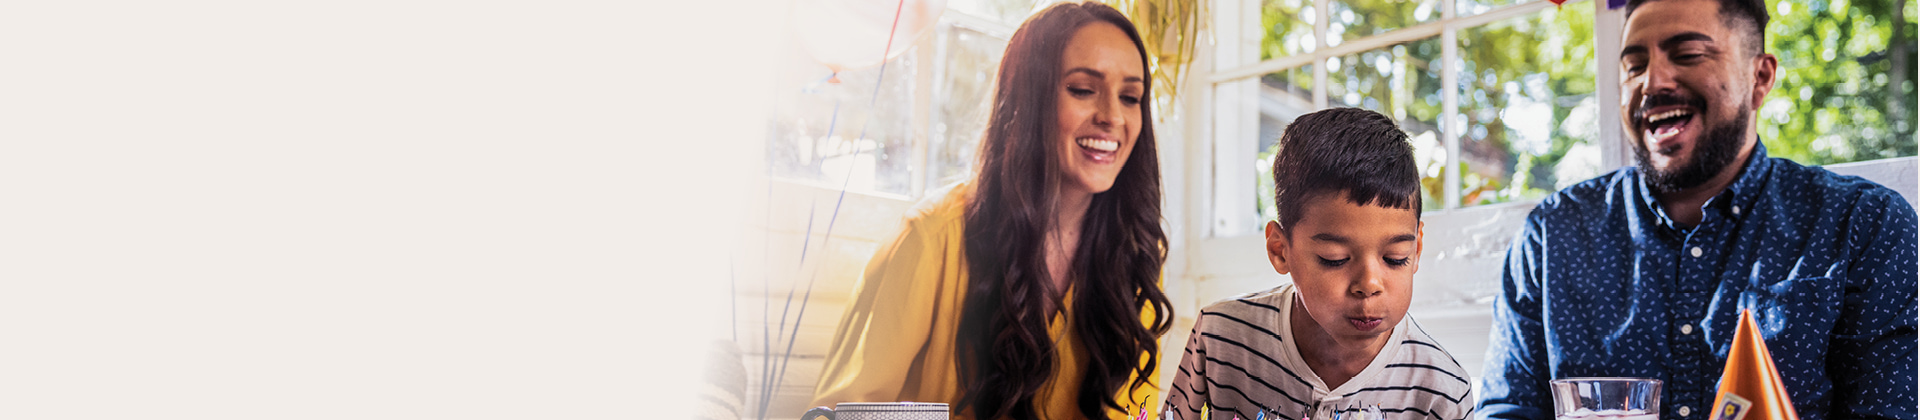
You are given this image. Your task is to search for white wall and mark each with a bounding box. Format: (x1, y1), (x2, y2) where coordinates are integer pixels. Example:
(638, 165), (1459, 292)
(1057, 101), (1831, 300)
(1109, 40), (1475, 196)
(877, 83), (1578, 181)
(731, 181), (914, 420)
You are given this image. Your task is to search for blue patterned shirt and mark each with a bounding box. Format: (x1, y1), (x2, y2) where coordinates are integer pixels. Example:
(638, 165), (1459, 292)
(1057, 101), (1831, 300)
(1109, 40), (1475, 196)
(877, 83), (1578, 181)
(1476, 142), (1918, 420)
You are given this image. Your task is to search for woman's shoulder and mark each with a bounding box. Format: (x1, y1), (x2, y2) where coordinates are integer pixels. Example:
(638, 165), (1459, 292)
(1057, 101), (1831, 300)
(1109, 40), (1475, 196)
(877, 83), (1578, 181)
(901, 181), (974, 231)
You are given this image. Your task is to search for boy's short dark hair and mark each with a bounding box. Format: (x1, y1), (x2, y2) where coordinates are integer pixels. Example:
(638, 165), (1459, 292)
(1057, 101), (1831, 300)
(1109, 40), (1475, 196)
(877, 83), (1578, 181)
(1270, 107), (1421, 234)
(1624, 0), (1768, 57)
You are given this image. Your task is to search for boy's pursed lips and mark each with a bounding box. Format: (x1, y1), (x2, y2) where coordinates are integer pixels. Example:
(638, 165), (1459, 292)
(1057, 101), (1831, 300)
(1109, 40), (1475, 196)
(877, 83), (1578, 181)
(1347, 316), (1384, 331)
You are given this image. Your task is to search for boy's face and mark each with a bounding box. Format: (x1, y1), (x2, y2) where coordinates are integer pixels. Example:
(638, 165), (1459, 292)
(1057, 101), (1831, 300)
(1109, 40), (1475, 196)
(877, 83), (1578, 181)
(1265, 195), (1422, 343)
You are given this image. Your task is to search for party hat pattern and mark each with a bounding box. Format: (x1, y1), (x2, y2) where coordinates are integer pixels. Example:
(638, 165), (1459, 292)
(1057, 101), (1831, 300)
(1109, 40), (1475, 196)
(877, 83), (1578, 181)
(1707, 310), (1800, 420)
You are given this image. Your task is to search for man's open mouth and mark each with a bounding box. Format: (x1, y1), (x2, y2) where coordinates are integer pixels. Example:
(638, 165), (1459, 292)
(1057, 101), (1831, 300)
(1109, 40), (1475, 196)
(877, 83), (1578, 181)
(1644, 108), (1695, 144)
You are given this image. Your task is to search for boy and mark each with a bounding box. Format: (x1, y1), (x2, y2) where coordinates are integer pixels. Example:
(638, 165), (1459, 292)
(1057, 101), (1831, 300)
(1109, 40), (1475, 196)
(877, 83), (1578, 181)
(1164, 108), (1472, 420)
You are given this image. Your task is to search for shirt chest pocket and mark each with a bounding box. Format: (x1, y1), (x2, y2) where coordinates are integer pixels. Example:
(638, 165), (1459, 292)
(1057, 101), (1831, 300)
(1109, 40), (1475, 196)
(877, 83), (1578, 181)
(1740, 276), (1843, 348)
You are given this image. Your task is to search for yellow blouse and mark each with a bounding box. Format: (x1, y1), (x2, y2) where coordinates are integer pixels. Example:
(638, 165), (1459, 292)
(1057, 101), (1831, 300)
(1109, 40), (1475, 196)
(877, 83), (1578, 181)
(810, 183), (1161, 420)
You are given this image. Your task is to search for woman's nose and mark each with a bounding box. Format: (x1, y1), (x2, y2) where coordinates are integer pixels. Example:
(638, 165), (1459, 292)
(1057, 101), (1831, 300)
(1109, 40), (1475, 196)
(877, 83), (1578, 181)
(1093, 93), (1124, 128)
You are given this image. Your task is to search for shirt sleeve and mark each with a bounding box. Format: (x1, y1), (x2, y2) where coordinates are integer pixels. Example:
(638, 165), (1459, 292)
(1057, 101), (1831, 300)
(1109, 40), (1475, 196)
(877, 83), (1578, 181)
(1828, 192), (1919, 420)
(1475, 210), (1553, 420)
(810, 217), (947, 406)
(1163, 321), (1209, 420)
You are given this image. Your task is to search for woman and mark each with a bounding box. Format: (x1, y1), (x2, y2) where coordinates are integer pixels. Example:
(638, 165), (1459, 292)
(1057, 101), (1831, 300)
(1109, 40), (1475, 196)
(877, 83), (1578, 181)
(810, 3), (1173, 420)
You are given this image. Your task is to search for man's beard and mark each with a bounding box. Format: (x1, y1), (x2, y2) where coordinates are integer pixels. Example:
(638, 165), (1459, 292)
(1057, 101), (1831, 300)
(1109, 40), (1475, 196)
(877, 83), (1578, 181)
(1633, 104), (1750, 195)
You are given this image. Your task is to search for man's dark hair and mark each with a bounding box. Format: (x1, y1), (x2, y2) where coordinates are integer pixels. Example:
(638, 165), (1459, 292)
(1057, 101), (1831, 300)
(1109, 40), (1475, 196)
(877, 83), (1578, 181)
(1270, 107), (1421, 234)
(1625, 0), (1769, 57)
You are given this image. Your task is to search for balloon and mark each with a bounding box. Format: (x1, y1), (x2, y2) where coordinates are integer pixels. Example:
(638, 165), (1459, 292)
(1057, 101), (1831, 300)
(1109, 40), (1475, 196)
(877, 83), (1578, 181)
(792, 0), (946, 73)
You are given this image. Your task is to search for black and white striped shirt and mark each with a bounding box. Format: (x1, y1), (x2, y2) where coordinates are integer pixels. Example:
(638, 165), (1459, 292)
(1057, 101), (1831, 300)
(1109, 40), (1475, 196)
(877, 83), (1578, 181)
(1164, 284), (1474, 420)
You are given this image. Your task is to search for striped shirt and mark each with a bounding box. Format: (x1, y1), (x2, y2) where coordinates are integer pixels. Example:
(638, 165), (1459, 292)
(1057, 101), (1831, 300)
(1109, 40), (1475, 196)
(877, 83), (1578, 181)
(1164, 284), (1474, 420)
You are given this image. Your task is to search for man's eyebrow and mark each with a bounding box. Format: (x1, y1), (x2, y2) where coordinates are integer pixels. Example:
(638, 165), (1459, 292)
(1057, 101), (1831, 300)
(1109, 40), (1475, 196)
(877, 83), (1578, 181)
(1621, 45), (1648, 58)
(1620, 32), (1715, 58)
(1066, 67), (1144, 83)
(1659, 31), (1715, 50)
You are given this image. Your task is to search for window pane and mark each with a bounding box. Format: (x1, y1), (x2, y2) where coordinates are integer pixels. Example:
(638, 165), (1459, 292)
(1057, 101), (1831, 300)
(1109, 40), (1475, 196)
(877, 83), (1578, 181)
(1457, 0), (1531, 17)
(1261, 0), (1319, 59)
(767, 46), (920, 196)
(946, 0), (1041, 28)
(1327, 37), (1447, 211)
(1457, 4), (1600, 206)
(1758, 0), (1918, 164)
(930, 25), (1009, 189)
(1254, 65), (1315, 225)
(1331, 0), (1443, 46)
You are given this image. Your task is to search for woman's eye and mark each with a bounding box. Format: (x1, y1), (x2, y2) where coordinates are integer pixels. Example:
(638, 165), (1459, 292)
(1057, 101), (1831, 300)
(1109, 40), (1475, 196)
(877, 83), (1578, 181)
(1318, 257), (1350, 267)
(1068, 87), (1095, 97)
(1120, 95), (1141, 106)
(1385, 257), (1411, 267)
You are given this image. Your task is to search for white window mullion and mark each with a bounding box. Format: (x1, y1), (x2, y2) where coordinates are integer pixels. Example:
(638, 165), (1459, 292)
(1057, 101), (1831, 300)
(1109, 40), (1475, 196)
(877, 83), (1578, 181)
(911, 27), (939, 198)
(1441, 0), (1460, 210)
(1594, 0), (1629, 170)
(1312, 0), (1330, 109)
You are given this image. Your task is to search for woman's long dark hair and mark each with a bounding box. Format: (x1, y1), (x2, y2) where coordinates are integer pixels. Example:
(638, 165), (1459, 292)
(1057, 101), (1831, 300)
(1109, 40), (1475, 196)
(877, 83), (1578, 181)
(956, 3), (1173, 420)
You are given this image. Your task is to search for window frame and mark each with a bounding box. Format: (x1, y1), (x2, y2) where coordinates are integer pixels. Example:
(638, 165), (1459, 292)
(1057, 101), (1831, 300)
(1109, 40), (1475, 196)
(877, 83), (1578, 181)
(765, 9), (1021, 202)
(1202, 0), (1628, 238)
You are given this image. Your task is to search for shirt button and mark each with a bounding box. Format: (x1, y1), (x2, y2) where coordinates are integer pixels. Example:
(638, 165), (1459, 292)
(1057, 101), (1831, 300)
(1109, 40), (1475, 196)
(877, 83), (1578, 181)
(1732, 205), (1741, 215)
(1681, 324), (1694, 334)
(1679, 406), (1692, 416)
(1691, 247), (1703, 257)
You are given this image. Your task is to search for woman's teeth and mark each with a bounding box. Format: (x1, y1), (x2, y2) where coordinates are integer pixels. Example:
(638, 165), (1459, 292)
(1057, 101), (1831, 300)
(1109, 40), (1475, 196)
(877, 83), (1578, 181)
(1077, 137), (1118, 152)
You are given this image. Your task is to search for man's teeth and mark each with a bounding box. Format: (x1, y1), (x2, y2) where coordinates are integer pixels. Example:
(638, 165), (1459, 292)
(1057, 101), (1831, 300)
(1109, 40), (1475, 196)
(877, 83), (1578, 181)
(1647, 109), (1693, 125)
(1077, 137), (1118, 152)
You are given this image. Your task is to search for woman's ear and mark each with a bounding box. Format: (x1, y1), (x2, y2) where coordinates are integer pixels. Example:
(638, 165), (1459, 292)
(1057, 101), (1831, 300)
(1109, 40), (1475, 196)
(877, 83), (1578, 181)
(1265, 220), (1291, 275)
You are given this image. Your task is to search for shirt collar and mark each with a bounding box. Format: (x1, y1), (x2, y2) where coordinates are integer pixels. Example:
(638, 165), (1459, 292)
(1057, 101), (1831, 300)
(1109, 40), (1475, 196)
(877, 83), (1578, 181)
(1716, 140), (1772, 219)
(1633, 139), (1772, 231)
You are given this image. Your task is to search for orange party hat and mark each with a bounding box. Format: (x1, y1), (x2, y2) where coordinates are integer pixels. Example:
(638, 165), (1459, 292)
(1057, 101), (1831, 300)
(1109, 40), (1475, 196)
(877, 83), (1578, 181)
(1707, 310), (1800, 420)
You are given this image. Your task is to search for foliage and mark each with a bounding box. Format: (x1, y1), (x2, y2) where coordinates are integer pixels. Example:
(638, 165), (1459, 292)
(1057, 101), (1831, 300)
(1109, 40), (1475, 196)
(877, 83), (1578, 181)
(1254, 0), (1596, 209)
(1456, 3), (1597, 206)
(1106, 0), (1210, 102)
(1758, 0), (1918, 164)
(1249, 0), (1915, 213)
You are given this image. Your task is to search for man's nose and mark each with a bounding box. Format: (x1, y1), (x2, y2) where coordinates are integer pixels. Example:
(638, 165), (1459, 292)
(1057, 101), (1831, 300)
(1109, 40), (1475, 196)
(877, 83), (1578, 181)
(1642, 56), (1680, 97)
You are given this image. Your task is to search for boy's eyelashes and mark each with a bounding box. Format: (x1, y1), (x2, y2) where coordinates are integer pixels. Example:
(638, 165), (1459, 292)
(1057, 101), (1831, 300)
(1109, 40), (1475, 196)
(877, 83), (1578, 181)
(1313, 255), (1413, 268)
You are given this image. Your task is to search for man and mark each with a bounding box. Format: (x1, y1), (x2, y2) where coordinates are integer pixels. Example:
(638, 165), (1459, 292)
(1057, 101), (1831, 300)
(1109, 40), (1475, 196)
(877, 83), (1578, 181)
(1475, 0), (1919, 419)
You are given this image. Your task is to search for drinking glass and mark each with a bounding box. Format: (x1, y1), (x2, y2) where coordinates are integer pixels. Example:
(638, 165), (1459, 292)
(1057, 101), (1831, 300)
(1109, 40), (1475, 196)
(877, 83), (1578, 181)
(1550, 377), (1662, 420)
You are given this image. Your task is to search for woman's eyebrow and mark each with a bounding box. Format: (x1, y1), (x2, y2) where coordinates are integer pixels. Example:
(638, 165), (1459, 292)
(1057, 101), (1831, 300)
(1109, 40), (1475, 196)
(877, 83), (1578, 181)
(1066, 67), (1143, 83)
